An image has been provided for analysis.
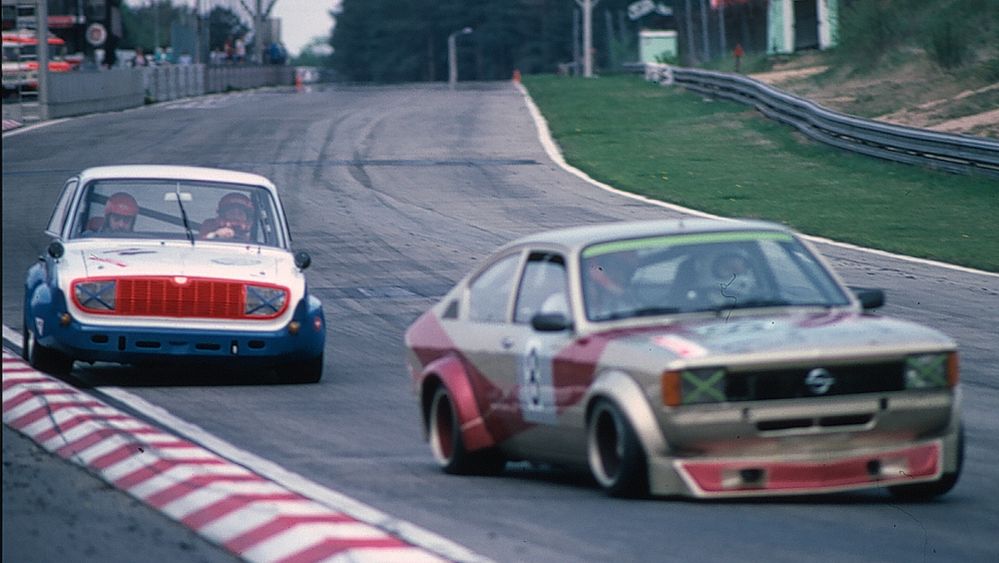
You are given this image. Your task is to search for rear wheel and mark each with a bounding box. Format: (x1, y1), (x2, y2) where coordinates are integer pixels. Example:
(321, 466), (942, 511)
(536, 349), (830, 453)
(277, 353), (324, 384)
(428, 385), (504, 475)
(23, 325), (73, 376)
(588, 399), (648, 498)
(889, 425), (964, 500)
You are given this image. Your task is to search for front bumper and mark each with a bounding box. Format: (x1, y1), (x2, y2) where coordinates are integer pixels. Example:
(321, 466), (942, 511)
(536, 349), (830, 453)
(31, 292), (325, 367)
(647, 428), (960, 498)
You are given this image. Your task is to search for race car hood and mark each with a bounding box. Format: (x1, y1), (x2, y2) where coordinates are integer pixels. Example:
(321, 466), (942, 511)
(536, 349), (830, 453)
(592, 310), (955, 369)
(62, 240), (298, 285)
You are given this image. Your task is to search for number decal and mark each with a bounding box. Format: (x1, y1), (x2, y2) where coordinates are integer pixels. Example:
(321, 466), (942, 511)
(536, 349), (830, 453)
(519, 338), (557, 424)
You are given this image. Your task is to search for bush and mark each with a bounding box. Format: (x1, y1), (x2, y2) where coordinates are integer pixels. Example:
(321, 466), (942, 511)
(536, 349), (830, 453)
(927, 19), (970, 69)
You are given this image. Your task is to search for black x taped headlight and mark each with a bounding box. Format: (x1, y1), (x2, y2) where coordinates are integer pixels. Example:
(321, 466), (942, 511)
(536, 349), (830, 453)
(244, 284), (288, 317)
(662, 368), (726, 406)
(73, 280), (117, 312)
(905, 353), (958, 389)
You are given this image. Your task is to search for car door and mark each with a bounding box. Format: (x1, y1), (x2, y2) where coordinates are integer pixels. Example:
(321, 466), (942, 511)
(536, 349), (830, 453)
(503, 251), (577, 460)
(451, 250), (526, 442)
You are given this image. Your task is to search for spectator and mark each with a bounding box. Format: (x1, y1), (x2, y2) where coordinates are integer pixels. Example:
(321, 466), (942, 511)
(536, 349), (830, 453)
(235, 37), (246, 63)
(131, 46), (149, 67)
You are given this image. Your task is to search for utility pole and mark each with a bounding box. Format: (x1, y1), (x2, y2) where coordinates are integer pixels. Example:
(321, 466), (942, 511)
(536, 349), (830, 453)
(699, 0), (710, 61)
(574, 0), (599, 77)
(37, 0), (50, 120)
(254, 0), (262, 63)
(684, 0), (696, 64)
(448, 27), (472, 89)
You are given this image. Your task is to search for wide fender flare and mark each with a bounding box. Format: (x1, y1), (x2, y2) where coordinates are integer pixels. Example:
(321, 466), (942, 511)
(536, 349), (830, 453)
(584, 370), (668, 458)
(420, 354), (496, 452)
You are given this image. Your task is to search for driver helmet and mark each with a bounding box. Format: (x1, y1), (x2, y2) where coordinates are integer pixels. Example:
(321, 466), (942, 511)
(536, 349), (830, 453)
(217, 192), (254, 228)
(104, 192), (138, 231)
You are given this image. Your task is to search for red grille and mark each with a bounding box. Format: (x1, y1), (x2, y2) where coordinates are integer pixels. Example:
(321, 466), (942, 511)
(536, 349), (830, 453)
(117, 277), (245, 318)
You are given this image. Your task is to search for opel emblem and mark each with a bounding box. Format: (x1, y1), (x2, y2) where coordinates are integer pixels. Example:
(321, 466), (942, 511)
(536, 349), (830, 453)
(805, 368), (835, 395)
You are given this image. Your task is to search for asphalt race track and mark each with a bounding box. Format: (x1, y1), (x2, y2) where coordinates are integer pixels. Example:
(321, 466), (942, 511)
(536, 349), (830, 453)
(3, 83), (998, 562)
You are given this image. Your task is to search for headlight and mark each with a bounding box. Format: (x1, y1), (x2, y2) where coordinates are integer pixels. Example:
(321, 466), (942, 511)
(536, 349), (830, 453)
(662, 368), (727, 406)
(244, 284), (288, 317)
(905, 353), (958, 389)
(73, 280), (117, 312)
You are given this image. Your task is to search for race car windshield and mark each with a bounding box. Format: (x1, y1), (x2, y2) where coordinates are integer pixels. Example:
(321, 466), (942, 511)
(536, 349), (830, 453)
(69, 180), (286, 248)
(581, 232), (851, 321)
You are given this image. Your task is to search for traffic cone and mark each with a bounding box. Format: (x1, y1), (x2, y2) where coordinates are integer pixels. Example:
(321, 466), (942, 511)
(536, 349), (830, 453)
(512, 69), (521, 83)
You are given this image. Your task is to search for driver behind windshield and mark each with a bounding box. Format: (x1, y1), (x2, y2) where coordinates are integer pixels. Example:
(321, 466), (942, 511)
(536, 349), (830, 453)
(201, 192), (254, 241)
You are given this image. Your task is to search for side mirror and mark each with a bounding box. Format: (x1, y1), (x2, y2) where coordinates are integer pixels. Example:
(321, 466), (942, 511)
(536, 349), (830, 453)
(48, 241), (65, 259)
(850, 287), (885, 311)
(294, 251), (312, 270)
(531, 312), (573, 332)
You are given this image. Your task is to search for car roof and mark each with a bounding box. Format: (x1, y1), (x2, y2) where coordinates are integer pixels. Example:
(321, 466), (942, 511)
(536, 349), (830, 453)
(77, 165), (276, 192)
(504, 218), (794, 251)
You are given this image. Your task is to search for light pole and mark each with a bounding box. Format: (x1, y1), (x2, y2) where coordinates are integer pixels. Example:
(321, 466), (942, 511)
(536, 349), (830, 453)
(448, 26), (472, 89)
(574, 0), (599, 77)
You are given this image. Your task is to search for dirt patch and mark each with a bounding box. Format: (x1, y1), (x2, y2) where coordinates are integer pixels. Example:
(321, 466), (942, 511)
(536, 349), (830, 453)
(748, 52), (999, 139)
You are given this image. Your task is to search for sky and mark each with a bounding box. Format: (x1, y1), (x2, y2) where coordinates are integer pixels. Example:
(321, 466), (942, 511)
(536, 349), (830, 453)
(268, 0), (336, 56)
(126, 1), (336, 57)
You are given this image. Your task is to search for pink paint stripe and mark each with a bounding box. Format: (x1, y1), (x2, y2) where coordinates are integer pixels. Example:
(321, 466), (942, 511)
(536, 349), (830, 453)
(90, 442), (150, 470)
(54, 427), (124, 458)
(7, 401), (105, 429)
(278, 537), (410, 563)
(35, 413), (142, 443)
(183, 493), (303, 529)
(145, 474), (265, 508)
(115, 458), (227, 489)
(3, 376), (51, 390)
(4, 388), (78, 410)
(225, 515), (359, 554)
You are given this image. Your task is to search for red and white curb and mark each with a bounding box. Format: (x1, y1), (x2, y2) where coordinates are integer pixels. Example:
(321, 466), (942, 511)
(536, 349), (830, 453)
(2, 119), (23, 132)
(2, 350), (477, 562)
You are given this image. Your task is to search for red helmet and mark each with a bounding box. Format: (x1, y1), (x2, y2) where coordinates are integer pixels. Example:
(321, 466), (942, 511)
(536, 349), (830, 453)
(217, 192), (254, 216)
(105, 192), (138, 219)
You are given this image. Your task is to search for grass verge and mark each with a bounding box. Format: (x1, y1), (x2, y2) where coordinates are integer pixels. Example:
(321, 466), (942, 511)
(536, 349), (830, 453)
(522, 74), (998, 272)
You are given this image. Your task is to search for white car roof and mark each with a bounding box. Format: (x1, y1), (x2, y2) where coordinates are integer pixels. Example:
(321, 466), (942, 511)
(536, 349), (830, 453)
(78, 165), (276, 192)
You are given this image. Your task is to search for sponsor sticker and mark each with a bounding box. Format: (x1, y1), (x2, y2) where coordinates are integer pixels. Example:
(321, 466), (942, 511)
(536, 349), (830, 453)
(653, 335), (707, 358)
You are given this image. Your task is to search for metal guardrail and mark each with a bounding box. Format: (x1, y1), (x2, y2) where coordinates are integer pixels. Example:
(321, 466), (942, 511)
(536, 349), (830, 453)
(641, 63), (999, 179)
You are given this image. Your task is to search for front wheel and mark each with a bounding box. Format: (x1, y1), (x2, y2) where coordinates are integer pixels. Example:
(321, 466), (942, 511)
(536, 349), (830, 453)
(427, 385), (504, 475)
(588, 399), (648, 498)
(276, 353), (323, 384)
(23, 325), (73, 376)
(889, 425), (964, 500)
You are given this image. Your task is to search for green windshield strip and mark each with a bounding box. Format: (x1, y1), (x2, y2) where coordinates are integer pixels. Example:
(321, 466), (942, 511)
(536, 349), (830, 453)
(582, 231), (793, 258)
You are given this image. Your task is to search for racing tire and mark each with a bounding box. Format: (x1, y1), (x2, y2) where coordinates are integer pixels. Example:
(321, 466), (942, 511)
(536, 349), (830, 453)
(588, 399), (649, 498)
(22, 325), (73, 377)
(428, 386), (505, 475)
(889, 425), (964, 501)
(277, 353), (324, 384)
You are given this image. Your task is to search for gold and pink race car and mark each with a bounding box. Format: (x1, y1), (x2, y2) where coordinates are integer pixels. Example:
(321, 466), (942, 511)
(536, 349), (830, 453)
(404, 219), (962, 499)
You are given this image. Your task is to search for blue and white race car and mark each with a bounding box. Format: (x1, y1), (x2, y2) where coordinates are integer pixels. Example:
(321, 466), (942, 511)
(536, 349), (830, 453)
(22, 165), (326, 383)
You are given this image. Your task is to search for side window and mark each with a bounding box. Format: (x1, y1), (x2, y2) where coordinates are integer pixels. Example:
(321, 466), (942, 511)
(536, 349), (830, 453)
(514, 253), (568, 324)
(468, 254), (521, 323)
(47, 178), (78, 236)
